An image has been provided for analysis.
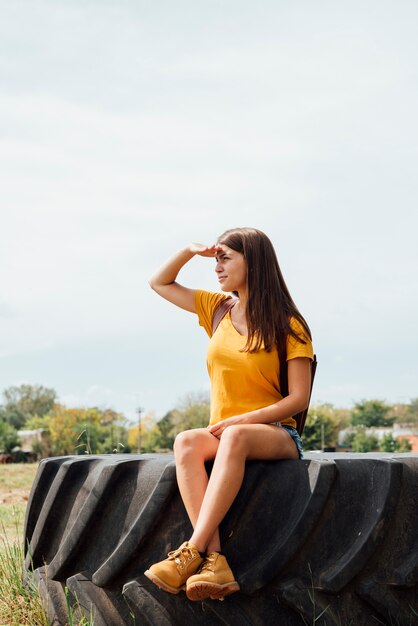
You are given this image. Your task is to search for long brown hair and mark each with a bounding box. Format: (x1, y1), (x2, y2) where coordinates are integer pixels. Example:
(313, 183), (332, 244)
(217, 227), (311, 353)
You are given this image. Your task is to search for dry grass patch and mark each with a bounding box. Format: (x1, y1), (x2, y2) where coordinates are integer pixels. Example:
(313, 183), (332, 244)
(0, 463), (48, 624)
(0, 535), (49, 626)
(0, 463), (95, 625)
(0, 463), (38, 542)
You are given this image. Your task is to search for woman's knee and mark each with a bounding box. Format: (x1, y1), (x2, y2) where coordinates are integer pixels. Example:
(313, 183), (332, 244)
(219, 426), (250, 456)
(173, 428), (211, 460)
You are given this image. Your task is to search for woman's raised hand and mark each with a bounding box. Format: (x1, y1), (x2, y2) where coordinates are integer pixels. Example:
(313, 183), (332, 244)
(190, 243), (222, 258)
(149, 243), (223, 313)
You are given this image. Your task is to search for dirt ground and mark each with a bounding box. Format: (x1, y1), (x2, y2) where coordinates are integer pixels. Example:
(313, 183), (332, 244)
(0, 464), (38, 543)
(0, 487), (29, 506)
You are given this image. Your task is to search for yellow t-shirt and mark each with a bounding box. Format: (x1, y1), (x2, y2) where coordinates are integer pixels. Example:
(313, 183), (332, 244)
(195, 290), (314, 428)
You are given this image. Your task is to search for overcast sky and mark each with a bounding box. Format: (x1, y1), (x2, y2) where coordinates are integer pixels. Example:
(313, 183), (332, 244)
(1, 0), (417, 422)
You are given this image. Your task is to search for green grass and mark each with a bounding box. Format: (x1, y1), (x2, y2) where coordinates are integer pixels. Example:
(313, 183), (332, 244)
(0, 502), (27, 537)
(0, 463), (38, 541)
(0, 463), (38, 490)
(0, 533), (49, 625)
(0, 464), (94, 625)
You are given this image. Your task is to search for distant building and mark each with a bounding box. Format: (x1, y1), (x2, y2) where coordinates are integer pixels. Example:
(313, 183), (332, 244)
(338, 423), (418, 452)
(17, 429), (45, 454)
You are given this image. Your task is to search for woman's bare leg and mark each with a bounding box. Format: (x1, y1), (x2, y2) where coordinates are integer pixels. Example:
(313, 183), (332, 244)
(145, 424), (298, 598)
(189, 424), (298, 552)
(173, 428), (221, 551)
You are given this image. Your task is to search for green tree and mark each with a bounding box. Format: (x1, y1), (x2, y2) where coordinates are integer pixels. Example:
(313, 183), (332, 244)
(350, 400), (395, 428)
(96, 408), (130, 453)
(303, 404), (349, 451)
(168, 392), (210, 436)
(136, 392), (211, 452)
(350, 428), (379, 452)
(0, 421), (20, 453)
(156, 411), (177, 449)
(27, 405), (129, 457)
(128, 413), (162, 453)
(388, 403), (409, 424)
(0, 384), (57, 429)
(380, 433), (412, 453)
(404, 398), (418, 428)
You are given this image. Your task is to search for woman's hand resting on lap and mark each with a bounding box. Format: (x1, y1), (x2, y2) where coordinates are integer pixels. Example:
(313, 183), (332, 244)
(207, 415), (247, 439)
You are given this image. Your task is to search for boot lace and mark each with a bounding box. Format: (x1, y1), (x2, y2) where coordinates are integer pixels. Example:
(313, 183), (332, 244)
(199, 552), (217, 572)
(167, 544), (196, 568)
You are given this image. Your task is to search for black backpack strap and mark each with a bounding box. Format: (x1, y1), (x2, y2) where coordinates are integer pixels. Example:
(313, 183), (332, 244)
(278, 336), (289, 398)
(294, 355), (317, 435)
(279, 343), (317, 435)
(211, 298), (236, 335)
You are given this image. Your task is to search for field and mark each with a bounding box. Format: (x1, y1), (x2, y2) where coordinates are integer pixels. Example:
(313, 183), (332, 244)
(0, 463), (95, 626)
(0, 463), (38, 542)
(0, 463), (49, 625)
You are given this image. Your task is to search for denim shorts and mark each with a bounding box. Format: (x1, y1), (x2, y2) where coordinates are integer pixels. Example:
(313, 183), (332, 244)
(272, 424), (304, 459)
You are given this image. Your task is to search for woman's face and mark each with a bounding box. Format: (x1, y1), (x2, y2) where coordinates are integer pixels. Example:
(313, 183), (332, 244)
(215, 244), (247, 293)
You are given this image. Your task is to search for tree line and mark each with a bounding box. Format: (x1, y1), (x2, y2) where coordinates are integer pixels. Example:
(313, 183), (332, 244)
(0, 384), (416, 458)
(0, 385), (129, 458)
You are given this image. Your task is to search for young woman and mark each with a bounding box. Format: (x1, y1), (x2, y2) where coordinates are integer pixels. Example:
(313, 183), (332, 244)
(144, 227), (313, 602)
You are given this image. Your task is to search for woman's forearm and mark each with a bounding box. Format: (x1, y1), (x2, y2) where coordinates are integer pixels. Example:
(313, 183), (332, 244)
(243, 391), (309, 425)
(148, 243), (218, 312)
(149, 246), (195, 290)
(207, 392), (309, 438)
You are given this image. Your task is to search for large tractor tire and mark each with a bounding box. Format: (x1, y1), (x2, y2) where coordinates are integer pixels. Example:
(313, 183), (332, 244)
(23, 453), (418, 625)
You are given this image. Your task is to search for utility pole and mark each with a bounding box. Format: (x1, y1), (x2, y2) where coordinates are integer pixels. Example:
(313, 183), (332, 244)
(321, 422), (325, 451)
(137, 405), (143, 454)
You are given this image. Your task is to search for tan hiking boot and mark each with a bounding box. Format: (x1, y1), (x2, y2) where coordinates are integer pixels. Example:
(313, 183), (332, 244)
(186, 551), (240, 601)
(144, 541), (204, 594)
